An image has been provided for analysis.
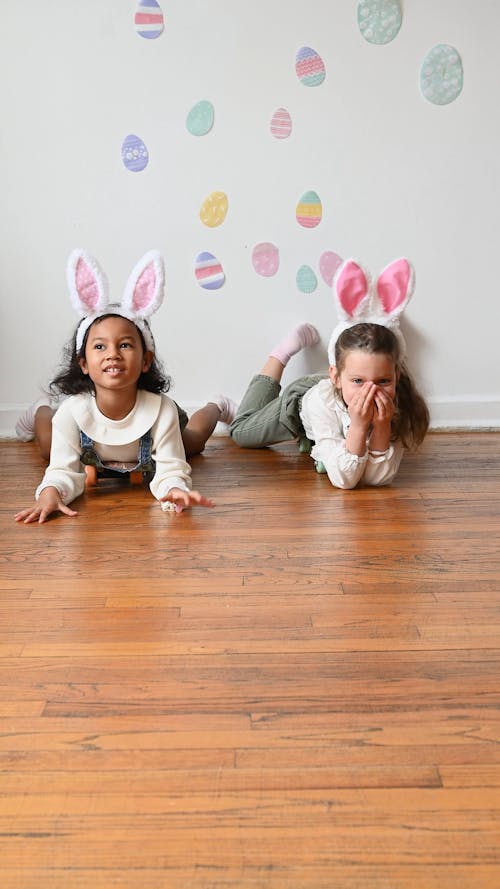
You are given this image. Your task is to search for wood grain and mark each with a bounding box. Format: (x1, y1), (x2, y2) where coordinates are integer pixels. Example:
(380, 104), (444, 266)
(0, 433), (499, 887)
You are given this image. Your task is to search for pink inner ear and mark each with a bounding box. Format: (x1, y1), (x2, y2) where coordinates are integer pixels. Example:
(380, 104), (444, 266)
(76, 258), (101, 311)
(133, 265), (156, 311)
(336, 261), (368, 316)
(377, 259), (410, 313)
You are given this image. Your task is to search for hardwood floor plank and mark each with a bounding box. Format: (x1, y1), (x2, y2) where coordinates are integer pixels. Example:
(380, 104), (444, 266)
(0, 434), (499, 886)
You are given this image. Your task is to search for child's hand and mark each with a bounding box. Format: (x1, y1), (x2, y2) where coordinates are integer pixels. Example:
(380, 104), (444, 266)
(372, 388), (396, 427)
(347, 382), (377, 429)
(161, 487), (215, 513)
(14, 487), (78, 524)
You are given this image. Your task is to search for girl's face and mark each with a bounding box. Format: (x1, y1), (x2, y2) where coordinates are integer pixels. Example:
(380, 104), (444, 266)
(330, 349), (398, 405)
(78, 316), (153, 394)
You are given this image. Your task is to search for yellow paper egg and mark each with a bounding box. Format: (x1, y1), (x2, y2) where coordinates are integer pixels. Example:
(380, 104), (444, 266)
(199, 191), (228, 228)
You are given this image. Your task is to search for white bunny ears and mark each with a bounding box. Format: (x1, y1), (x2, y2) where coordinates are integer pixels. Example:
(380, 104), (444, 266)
(328, 257), (414, 365)
(67, 249), (165, 353)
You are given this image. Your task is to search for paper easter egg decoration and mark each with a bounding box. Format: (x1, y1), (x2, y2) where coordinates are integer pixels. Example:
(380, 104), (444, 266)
(186, 100), (214, 136)
(121, 134), (149, 172)
(357, 0), (402, 45)
(295, 47), (326, 87)
(296, 191), (322, 228)
(319, 251), (343, 286)
(134, 0), (164, 39)
(270, 108), (292, 140)
(252, 243), (280, 277)
(199, 191), (228, 228)
(194, 252), (225, 290)
(420, 44), (463, 105)
(296, 265), (318, 294)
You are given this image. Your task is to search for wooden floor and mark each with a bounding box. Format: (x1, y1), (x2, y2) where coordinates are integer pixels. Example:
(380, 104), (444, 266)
(0, 433), (499, 888)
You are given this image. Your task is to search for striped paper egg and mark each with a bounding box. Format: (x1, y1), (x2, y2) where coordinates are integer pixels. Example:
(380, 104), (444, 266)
(199, 191), (228, 228)
(319, 251), (343, 286)
(295, 47), (326, 87)
(420, 44), (463, 106)
(135, 0), (164, 39)
(121, 134), (149, 172)
(186, 100), (214, 136)
(296, 265), (318, 294)
(252, 243), (280, 277)
(296, 191), (322, 228)
(270, 108), (292, 140)
(194, 252), (225, 290)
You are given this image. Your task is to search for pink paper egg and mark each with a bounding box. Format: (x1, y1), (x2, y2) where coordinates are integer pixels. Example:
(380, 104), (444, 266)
(270, 108), (292, 140)
(319, 251), (343, 286)
(252, 243), (280, 277)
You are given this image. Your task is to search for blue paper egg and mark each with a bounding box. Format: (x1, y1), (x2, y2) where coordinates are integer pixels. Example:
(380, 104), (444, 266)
(186, 100), (214, 136)
(296, 265), (318, 294)
(121, 134), (149, 172)
(357, 0), (402, 45)
(420, 44), (463, 106)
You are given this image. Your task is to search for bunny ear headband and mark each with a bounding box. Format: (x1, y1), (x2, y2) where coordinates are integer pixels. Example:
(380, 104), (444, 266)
(67, 249), (165, 353)
(327, 257), (414, 366)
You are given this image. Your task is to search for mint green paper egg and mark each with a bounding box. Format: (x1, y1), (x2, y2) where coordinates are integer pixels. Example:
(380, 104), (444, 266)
(357, 0), (402, 45)
(420, 44), (463, 106)
(186, 100), (214, 136)
(296, 265), (317, 294)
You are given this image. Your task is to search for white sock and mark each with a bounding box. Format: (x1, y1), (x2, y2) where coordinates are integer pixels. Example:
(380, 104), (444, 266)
(269, 322), (320, 367)
(15, 398), (51, 442)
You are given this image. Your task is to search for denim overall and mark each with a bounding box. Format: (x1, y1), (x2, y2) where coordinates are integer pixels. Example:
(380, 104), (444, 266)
(79, 429), (156, 480)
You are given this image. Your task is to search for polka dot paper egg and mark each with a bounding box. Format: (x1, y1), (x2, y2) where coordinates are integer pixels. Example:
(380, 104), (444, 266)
(134, 0), (164, 39)
(186, 100), (214, 136)
(296, 265), (318, 293)
(270, 108), (292, 140)
(199, 191), (228, 228)
(357, 0), (402, 45)
(295, 47), (326, 87)
(319, 251), (343, 286)
(252, 243), (280, 277)
(194, 252), (225, 290)
(420, 44), (463, 105)
(296, 191), (322, 228)
(121, 134), (149, 172)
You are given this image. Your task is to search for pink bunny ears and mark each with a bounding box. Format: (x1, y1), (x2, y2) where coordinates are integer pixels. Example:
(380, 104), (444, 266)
(67, 249), (165, 353)
(327, 257), (414, 365)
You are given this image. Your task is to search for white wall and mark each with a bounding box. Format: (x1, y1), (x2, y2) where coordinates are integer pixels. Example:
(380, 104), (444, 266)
(1, 0), (499, 434)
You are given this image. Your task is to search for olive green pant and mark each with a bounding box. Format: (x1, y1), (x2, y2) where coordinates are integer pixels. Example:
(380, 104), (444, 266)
(230, 373), (326, 448)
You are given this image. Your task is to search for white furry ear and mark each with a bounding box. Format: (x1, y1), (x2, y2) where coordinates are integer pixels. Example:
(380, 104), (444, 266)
(121, 250), (165, 319)
(375, 258), (414, 320)
(334, 259), (371, 320)
(67, 249), (109, 317)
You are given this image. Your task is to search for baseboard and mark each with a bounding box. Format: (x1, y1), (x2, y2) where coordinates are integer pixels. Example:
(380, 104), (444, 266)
(1, 397), (499, 440)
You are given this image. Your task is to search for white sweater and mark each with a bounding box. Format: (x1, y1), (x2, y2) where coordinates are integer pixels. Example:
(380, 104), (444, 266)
(35, 390), (192, 505)
(299, 378), (404, 489)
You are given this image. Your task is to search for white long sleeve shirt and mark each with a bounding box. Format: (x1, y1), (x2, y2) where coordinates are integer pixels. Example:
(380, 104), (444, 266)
(299, 378), (404, 489)
(35, 390), (192, 506)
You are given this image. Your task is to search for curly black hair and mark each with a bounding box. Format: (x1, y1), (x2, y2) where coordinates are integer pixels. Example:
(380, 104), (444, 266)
(49, 314), (171, 397)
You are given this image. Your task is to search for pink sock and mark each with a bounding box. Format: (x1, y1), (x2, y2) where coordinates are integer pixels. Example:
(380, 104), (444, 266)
(270, 323), (320, 367)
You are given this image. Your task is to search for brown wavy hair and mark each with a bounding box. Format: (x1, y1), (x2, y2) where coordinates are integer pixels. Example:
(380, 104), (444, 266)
(334, 323), (429, 449)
